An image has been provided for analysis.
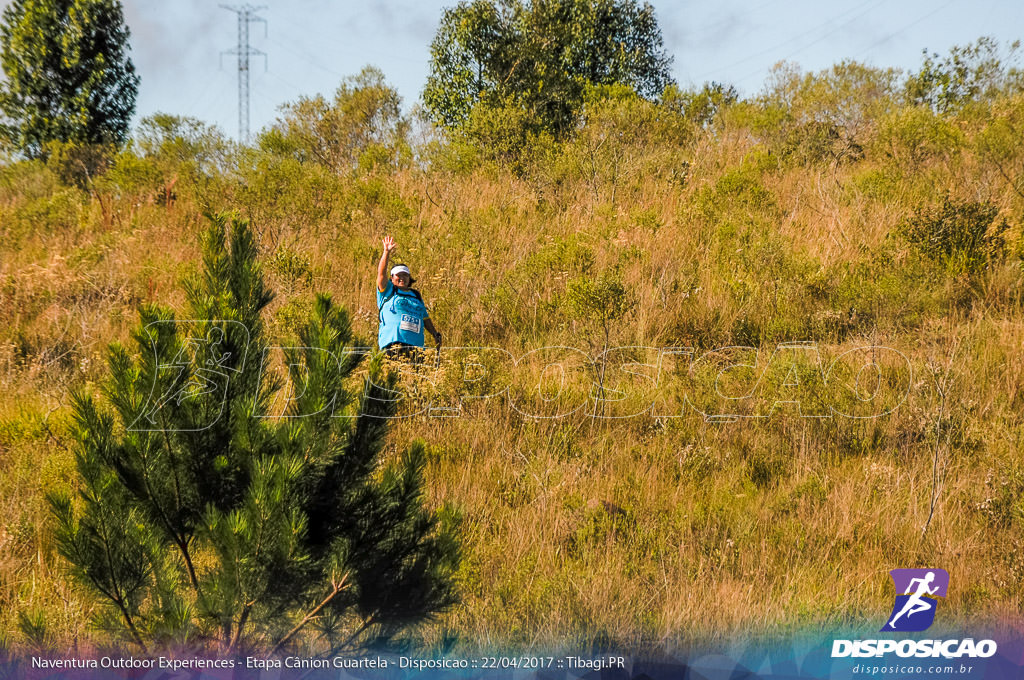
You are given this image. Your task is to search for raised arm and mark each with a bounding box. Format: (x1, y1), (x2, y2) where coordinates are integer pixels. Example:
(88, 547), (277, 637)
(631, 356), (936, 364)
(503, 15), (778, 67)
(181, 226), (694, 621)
(377, 236), (396, 292)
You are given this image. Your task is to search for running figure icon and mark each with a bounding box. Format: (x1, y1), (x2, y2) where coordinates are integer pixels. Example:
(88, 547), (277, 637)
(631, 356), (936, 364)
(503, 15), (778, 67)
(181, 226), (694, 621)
(882, 568), (949, 632)
(887, 571), (938, 628)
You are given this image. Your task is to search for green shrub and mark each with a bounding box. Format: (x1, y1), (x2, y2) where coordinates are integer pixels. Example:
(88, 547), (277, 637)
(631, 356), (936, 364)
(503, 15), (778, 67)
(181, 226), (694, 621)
(533, 84), (694, 197)
(848, 167), (903, 202)
(99, 149), (163, 199)
(899, 197), (1009, 274)
(268, 246), (315, 299)
(43, 140), (115, 189)
(12, 187), (84, 234)
(872, 106), (965, 167)
(436, 97), (554, 175)
(725, 60), (898, 167)
(662, 81), (738, 128)
(723, 100), (791, 143)
(781, 121), (865, 165)
(0, 158), (61, 203)
(745, 448), (789, 489)
(693, 167), (777, 221)
(136, 114), (231, 173)
(234, 151), (342, 228)
(565, 272), (631, 328)
(269, 246), (314, 285)
(569, 502), (634, 557)
(976, 93), (1024, 199)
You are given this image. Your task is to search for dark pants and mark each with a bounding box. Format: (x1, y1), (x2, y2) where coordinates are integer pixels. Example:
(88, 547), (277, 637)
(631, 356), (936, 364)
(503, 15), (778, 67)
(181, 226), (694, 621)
(382, 342), (424, 363)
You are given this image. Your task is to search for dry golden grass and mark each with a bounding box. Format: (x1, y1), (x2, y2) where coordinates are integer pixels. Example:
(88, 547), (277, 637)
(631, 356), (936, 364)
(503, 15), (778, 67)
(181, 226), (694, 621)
(1, 97), (1023, 654)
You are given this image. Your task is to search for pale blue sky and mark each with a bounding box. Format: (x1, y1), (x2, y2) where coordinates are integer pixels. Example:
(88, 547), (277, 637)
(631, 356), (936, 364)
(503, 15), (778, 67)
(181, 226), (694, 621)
(4, 0), (1024, 140)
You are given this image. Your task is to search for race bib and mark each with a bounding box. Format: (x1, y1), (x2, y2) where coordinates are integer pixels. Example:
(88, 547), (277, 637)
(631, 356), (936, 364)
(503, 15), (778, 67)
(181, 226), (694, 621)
(400, 314), (422, 333)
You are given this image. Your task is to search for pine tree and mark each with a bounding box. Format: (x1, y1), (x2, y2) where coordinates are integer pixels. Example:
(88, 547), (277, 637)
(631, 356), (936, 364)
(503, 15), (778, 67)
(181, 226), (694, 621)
(48, 213), (460, 654)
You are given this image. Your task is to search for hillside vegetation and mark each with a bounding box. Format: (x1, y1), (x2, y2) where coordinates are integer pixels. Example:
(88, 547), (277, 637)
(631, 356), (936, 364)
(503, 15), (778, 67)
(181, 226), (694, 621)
(2, 45), (1024, 653)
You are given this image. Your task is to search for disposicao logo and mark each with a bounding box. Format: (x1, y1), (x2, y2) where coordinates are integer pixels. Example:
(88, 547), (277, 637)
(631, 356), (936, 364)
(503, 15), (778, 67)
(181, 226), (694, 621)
(832, 567), (998, 659)
(881, 568), (949, 632)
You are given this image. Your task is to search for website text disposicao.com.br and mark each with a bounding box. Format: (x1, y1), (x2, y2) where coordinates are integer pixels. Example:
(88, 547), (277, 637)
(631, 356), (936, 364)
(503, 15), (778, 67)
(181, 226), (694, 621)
(851, 663), (979, 675)
(837, 637), (998, 677)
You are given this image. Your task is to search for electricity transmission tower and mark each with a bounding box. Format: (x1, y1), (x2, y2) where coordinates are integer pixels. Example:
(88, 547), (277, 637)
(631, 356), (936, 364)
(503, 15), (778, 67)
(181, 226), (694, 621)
(220, 4), (267, 143)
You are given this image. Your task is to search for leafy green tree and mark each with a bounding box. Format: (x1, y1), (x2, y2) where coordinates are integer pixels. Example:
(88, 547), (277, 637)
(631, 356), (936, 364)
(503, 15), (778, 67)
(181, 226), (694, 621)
(0, 0), (139, 158)
(423, 0), (674, 136)
(48, 213), (459, 653)
(748, 60), (900, 165)
(421, 0), (516, 131)
(905, 36), (1024, 114)
(262, 66), (409, 174)
(663, 81), (738, 128)
(134, 114), (232, 176)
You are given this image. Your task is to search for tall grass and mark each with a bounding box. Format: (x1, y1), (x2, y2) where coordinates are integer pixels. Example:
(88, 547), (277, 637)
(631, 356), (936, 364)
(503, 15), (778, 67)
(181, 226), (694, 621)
(1, 62), (1023, 654)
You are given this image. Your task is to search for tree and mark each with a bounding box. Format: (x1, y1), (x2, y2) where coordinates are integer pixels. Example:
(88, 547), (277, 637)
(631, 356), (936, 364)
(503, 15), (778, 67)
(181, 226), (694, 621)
(663, 81), (738, 128)
(134, 113), (232, 177)
(47, 213), (460, 653)
(753, 60), (900, 165)
(423, 0), (674, 136)
(262, 66), (409, 174)
(905, 36), (1024, 114)
(0, 0), (139, 158)
(565, 269), (634, 416)
(422, 0), (517, 131)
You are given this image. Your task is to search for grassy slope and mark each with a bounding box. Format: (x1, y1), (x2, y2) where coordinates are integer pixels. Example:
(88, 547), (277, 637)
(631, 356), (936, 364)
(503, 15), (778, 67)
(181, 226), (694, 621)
(1, 85), (1023, 654)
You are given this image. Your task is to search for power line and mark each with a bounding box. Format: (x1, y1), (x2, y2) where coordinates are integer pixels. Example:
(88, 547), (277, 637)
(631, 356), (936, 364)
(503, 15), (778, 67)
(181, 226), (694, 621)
(264, 68), (308, 97)
(275, 13), (424, 65)
(266, 35), (347, 79)
(696, 0), (882, 81)
(773, 0), (888, 64)
(673, 0), (784, 84)
(731, 0), (889, 86)
(853, 0), (960, 60)
(220, 4), (268, 143)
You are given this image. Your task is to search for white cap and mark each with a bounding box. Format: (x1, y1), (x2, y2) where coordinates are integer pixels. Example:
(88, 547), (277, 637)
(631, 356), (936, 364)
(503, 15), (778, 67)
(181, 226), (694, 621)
(390, 265), (411, 276)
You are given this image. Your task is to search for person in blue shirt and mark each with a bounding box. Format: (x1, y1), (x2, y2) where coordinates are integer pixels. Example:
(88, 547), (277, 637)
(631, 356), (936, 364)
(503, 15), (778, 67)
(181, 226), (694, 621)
(376, 235), (442, 355)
